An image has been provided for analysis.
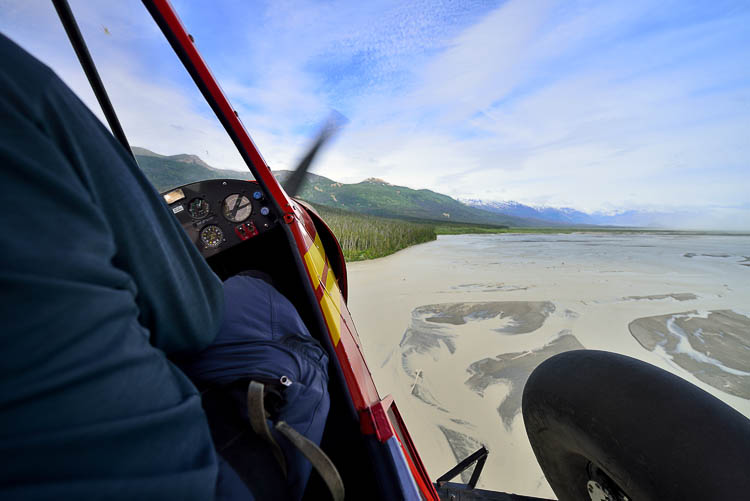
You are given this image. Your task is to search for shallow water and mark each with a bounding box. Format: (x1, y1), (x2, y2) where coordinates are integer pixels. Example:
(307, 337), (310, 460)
(347, 232), (750, 498)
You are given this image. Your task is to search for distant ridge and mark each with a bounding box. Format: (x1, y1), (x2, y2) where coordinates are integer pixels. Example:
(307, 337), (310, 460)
(133, 147), (554, 227)
(461, 198), (668, 227)
(462, 199), (596, 225)
(272, 170), (552, 227)
(133, 147), (253, 192)
(133, 147), (223, 171)
(131, 146), (162, 158)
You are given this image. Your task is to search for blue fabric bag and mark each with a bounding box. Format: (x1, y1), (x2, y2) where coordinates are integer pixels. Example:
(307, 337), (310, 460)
(179, 274), (330, 500)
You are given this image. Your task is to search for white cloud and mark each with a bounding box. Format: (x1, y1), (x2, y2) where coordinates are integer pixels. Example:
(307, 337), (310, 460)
(2, 0), (748, 229)
(314, 0), (750, 222)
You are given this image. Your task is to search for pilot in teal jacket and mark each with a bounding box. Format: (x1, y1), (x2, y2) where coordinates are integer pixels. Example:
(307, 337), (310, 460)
(0, 33), (224, 499)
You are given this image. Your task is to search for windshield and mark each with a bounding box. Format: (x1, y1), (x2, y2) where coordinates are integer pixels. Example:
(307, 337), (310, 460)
(0, 0), (251, 192)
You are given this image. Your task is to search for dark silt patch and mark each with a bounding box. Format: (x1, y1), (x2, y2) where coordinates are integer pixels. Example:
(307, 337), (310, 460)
(380, 347), (395, 368)
(683, 252), (731, 258)
(629, 310), (750, 399)
(623, 293), (697, 302)
(399, 302), (556, 410)
(399, 305), (462, 409)
(400, 313), (456, 359)
(564, 309), (579, 319)
(438, 426), (482, 483)
(399, 302), (556, 365)
(447, 283), (528, 293)
(421, 301), (556, 334)
(465, 332), (585, 429)
(411, 385), (450, 413)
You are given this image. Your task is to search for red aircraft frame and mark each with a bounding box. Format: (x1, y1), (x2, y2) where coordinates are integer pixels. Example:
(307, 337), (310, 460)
(141, 0), (439, 498)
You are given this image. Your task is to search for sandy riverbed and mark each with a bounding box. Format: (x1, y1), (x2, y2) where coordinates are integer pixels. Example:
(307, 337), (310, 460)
(346, 232), (750, 498)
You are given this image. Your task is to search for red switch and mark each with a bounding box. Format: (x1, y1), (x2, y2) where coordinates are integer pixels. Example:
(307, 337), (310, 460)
(234, 222), (258, 240)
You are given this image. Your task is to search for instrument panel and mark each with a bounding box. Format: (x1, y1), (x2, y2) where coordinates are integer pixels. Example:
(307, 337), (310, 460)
(162, 179), (278, 258)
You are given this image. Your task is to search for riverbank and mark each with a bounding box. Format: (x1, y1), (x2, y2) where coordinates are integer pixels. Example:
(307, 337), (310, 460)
(314, 203), (750, 262)
(312, 204), (436, 261)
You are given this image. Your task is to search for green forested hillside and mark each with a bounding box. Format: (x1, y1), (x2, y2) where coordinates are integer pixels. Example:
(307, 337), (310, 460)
(274, 170), (548, 227)
(134, 148), (545, 227)
(311, 204), (436, 260)
(133, 147), (253, 192)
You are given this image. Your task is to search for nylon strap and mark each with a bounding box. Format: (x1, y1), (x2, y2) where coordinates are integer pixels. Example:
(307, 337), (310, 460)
(275, 421), (345, 501)
(246, 380), (288, 477)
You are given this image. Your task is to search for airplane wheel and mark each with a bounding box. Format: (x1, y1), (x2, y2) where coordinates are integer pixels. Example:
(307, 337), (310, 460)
(521, 350), (750, 501)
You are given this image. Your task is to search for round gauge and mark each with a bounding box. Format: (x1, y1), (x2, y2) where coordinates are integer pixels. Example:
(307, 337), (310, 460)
(222, 194), (253, 223)
(188, 198), (210, 219)
(200, 225), (224, 248)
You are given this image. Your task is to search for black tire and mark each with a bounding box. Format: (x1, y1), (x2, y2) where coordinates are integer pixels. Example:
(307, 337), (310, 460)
(522, 350), (750, 501)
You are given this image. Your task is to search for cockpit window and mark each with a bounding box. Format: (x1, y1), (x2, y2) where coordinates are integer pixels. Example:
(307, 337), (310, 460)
(0, 0), (252, 192)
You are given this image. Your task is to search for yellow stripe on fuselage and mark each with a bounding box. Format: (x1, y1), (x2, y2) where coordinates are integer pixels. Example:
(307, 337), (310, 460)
(303, 234), (342, 346)
(320, 283), (342, 346)
(303, 233), (327, 285)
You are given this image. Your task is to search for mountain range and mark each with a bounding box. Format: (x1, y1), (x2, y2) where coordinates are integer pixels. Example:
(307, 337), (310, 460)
(272, 171), (553, 227)
(134, 148), (552, 227)
(133, 147), (663, 228)
(460, 199), (687, 228)
(133, 147), (253, 191)
(461, 199), (595, 225)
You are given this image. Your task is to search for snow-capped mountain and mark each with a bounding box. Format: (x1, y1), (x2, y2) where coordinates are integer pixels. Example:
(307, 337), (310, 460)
(459, 199), (694, 228)
(461, 199), (599, 225)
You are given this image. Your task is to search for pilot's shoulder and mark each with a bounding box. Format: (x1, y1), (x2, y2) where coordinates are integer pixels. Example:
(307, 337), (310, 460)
(0, 32), (87, 133)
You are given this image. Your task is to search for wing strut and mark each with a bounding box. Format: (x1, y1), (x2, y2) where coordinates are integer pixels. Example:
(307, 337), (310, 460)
(52, 0), (134, 158)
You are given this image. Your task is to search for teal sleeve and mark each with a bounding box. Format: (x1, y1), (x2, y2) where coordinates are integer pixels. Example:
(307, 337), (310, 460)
(0, 33), (223, 499)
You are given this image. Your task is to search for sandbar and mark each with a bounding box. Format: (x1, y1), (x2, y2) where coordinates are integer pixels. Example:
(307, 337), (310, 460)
(629, 309), (750, 398)
(466, 332), (585, 429)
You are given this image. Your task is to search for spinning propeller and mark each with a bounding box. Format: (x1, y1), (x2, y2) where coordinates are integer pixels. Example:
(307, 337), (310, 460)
(282, 111), (347, 198)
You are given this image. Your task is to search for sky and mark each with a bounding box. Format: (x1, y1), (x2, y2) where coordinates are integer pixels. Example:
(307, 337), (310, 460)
(1, 0), (749, 228)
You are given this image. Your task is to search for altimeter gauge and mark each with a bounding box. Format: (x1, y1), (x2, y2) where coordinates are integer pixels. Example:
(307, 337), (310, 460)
(222, 194), (253, 223)
(188, 197), (210, 219)
(200, 225), (223, 248)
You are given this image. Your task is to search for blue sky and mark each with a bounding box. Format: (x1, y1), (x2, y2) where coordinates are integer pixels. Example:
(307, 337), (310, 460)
(1, 0), (749, 228)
